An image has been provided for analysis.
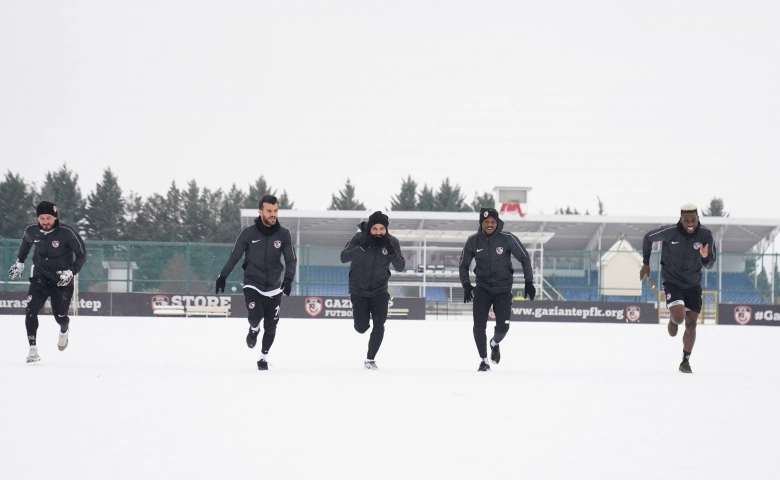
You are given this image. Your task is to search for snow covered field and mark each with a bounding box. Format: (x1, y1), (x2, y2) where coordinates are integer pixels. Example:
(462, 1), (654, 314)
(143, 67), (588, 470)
(1, 317), (778, 480)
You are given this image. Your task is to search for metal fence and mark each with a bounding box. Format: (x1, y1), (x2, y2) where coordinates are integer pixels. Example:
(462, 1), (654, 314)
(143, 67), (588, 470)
(2, 238), (778, 304)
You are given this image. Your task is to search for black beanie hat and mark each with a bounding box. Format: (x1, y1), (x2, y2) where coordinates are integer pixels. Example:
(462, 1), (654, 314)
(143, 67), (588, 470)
(36, 201), (58, 218)
(368, 211), (389, 230)
(479, 207), (499, 224)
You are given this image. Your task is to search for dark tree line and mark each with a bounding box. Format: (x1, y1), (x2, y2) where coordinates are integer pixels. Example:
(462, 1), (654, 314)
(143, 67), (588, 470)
(0, 165), (293, 242)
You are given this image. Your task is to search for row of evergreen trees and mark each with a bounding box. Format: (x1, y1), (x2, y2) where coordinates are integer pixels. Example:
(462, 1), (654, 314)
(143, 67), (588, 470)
(0, 166), (494, 242)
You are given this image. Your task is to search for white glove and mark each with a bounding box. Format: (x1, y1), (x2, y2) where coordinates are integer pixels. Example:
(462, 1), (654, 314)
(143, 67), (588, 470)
(8, 261), (24, 279)
(56, 270), (74, 287)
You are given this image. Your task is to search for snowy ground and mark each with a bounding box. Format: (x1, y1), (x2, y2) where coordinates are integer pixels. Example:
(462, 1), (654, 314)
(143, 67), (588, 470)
(1, 317), (779, 480)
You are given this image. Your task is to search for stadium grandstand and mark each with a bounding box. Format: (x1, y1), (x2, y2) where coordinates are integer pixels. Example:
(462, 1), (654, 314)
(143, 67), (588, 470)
(241, 208), (780, 306)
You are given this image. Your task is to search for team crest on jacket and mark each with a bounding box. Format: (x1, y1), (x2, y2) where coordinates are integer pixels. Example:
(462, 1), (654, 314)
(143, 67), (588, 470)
(625, 305), (641, 322)
(382, 248), (388, 255)
(52, 241), (60, 248)
(734, 306), (752, 325)
(27, 295), (32, 302)
(496, 247), (504, 254)
(305, 297), (323, 317)
(274, 240), (281, 249)
(248, 302), (256, 310)
(693, 242), (702, 250)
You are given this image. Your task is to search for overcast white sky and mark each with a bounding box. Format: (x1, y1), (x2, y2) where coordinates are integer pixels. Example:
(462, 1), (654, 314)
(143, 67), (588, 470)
(1, 1), (778, 218)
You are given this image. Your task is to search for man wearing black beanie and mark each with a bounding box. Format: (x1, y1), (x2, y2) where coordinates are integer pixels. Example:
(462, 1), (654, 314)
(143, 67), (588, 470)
(340, 211), (405, 369)
(8, 201), (87, 363)
(459, 207), (535, 371)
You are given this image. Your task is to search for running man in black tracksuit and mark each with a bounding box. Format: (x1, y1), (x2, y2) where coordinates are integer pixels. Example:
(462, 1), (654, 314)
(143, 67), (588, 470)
(216, 195), (297, 370)
(8, 201), (87, 363)
(459, 208), (535, 372)
(641, 203), (715, 374)
(340, 211), (405, 369)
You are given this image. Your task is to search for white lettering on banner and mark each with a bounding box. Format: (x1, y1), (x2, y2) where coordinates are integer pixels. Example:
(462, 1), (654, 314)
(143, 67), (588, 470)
(171, 295), (231, 308)
(325, 299), (353, 308)
(0, 299), (29, 309)
(513, 306), (626, 320)
(755, 310), (780, 321)
(77, 299), (102, 312)
(325, 310), (353, 317)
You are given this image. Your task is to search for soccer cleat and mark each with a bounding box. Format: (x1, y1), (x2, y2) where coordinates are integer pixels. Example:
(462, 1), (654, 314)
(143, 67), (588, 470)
(679, 361), (692, 374)
(26, 347), (40, 363)
(364, 360), (379, 370)
(58, 329), (69, 351)
(477, 361), (490, 372)
(490, 341), (501, 364)
(257, 359), (269, 370)
(246, 327), (260, 349)
(667, 318), (678, 337)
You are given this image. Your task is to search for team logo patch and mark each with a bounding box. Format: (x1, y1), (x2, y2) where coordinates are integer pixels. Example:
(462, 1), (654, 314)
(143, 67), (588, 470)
(693, 242), (702, 250)
(305, 297), (323, 317)
(27, 295), (32, 302)
(51, 241), (60, 248)
(150, 295), (170, 311)
(274, 240), (281, 249)
(53, 205), (57, 213)
(382, 248), (388, 255)
(496, 247), (504, 254)
(488, 306), (496, 320)
(625, 305), (641, 323)
(248, 302), (256, 310)
(734, 306), (752, 325)
(483, 211), (489, 217)
(666, 293), (671, 300)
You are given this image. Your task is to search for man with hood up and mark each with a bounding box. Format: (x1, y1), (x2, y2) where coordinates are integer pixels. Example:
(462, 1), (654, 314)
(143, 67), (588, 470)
(459, 208), (535, 372)
(216, 195), (297, 371)
(340, 211), (405, 369)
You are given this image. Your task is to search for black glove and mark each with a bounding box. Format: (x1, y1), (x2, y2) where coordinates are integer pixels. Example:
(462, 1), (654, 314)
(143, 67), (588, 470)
(524, 281), (536, 301)
(215, 275), (226, 294)
(463, 283), (474, 303)
(383, 238), (395, 255)
(282, 278), (292, 296)
(360, 236), (373, 250)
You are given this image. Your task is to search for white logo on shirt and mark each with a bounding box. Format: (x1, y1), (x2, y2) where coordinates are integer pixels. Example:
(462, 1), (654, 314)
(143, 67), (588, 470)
(671, 241), (680, 244)
(476, 249), (484, 252)
(252, 240), (262, 243)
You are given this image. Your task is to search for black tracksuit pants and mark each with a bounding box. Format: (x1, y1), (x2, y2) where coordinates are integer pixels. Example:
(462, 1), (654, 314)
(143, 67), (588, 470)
(351, 292), (389, 360)
(25, 276), (74, 346)
(243, 288), (282, 354)
(473, 286), (513, 359)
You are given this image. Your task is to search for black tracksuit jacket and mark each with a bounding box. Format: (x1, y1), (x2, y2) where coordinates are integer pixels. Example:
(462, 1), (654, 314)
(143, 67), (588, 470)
(459, 219), (533, 294)
(340, 222), (406, 297)
(220, 218), (297, 291)
(16, 221), (87, 283)
(642, 221), (716, 289)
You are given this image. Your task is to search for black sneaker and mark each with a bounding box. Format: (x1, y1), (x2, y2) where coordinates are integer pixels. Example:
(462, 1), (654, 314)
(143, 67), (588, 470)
(246, 327), (260, 349)
(257, 359), (269, 370)
(477, 361), (490, 372)
(490, 341), (500, 364)
(679, 361), (692, 374)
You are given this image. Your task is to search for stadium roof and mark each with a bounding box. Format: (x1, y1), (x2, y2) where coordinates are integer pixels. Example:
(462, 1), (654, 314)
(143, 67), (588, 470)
(241, 210), (780, 253)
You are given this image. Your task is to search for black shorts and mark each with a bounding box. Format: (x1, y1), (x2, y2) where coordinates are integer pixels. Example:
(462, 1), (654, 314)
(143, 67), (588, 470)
(662, 281), (702, 314)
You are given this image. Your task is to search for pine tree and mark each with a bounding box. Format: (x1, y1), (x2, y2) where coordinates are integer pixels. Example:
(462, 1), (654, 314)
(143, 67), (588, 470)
(84, 168), (126, 240)
(244, 176), (277, 208)
(0, 171), (35, 238)
(417, 184), (435, 211)
(181, 180), (220, 242)
(329, 179), (365, 210)
(471, 191), (495, 212)
(40, 164), (87, 225)
(390, 176), (418, 211)
(703, 197), (728, 217)
(278, 190), (294, 209)
(216, 184), (246, 243)
(434, 178), (470, 212)
(597, 196), (605, 215)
